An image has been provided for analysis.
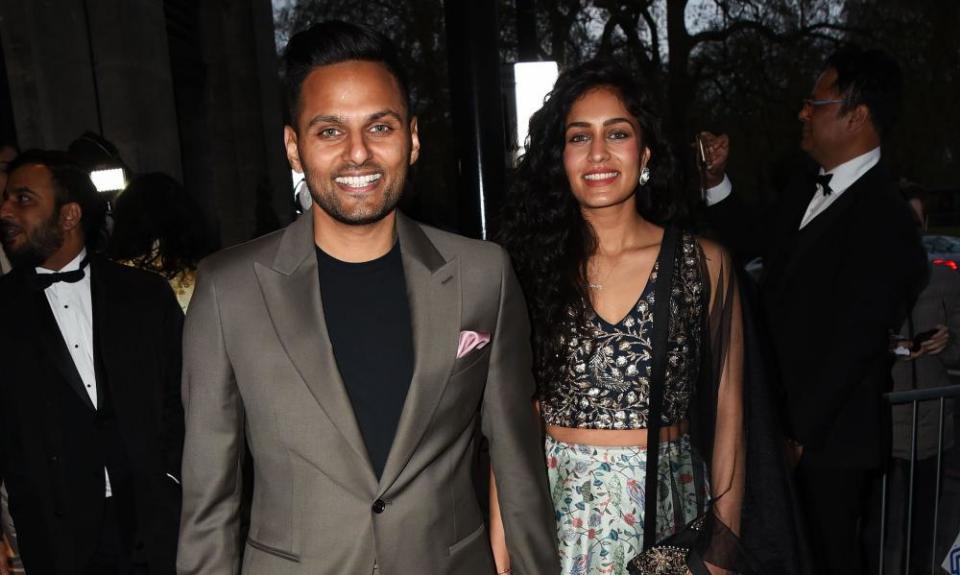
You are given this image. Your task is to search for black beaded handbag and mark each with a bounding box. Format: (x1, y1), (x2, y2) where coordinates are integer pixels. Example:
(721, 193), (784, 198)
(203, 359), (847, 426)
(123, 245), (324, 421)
(627, 515), (710, 575)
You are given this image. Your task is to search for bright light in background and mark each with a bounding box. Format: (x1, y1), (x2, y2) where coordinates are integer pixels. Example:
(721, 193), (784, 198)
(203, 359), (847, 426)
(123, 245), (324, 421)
(291, 169), (304, 191)
(513, 61), (558, 154)
(90, 168), (126, 193)
(291, 170), (311, 212)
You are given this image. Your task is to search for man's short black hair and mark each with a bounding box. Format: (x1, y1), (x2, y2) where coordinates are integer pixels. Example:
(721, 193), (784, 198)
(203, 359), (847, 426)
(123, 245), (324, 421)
(7, 149), (106, 249)
(826, 45), (902, 138)
(282, 20), (410, 126)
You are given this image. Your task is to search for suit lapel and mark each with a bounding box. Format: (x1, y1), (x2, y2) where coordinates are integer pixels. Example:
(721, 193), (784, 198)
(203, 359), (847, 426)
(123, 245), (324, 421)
(254, 214), (375, 479)
(763, 174), (817, 287)
(21, 269), (96, 410)
(775, 166), (877, 287)
(377, 214), (461, 493)
(89, 259), (129, 411)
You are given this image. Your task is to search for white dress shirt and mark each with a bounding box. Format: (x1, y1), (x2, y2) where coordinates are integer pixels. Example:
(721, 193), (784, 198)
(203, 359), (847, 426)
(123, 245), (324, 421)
(37, 249), (112, 497)
(703, 174), (733, 206)
(704, 146), (882, 230)
(798, 147), (880, 229)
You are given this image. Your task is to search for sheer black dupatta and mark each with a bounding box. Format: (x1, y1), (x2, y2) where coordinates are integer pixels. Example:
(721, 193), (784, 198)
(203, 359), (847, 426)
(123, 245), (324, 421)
(630, 230), (812, 574)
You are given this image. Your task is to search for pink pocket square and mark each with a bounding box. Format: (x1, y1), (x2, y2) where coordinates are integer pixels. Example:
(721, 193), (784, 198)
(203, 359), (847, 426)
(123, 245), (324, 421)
(457, 330), (491, 359)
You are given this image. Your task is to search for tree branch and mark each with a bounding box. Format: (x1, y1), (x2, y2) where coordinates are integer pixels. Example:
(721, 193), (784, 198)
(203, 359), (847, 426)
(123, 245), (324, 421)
(639, 3), (661, 68)
(598, 0), (655, 74)
(690, 20), (869, 47)
(599, 17), (618, 57)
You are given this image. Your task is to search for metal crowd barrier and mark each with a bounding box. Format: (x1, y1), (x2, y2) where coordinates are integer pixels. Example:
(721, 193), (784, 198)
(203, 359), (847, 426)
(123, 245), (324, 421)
(879, 384), (960, 575)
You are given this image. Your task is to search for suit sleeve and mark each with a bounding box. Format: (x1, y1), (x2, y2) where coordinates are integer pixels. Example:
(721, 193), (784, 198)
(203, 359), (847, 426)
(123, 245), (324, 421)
(791, 205), (926, 448)
(481, 248), (560, 575)
(176, 263), (245, 575)
(704, 186), (768, 262)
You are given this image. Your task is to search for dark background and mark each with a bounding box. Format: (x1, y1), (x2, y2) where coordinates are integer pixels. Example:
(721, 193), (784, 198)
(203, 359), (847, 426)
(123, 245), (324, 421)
(1, 0), (957, 245)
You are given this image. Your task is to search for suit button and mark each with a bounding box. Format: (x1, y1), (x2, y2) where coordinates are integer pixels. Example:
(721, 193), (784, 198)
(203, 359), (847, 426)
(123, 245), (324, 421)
(372, 499), (386, 514)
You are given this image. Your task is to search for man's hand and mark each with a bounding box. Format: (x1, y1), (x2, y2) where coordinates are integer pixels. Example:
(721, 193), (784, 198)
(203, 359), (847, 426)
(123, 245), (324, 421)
(706, 562), (732, 575)
(696, 131), (730, 189)
(908, 325), (950, 360)
(686, 561), (732, 575)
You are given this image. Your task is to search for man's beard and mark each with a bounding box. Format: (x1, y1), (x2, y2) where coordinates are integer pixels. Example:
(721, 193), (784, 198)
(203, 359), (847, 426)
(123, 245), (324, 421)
(0, 212), (65, 269)
(306, 162), (405, 226)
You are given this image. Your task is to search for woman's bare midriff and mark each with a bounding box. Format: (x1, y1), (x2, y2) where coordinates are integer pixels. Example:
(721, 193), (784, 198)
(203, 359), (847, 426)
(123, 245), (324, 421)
(546, 420), (689, 448)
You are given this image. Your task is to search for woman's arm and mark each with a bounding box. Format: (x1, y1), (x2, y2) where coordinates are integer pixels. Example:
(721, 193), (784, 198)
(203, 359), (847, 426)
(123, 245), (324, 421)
(700, 241), (746, 575)
(709, 248), (745, 534)
(489, 467), (511, 574)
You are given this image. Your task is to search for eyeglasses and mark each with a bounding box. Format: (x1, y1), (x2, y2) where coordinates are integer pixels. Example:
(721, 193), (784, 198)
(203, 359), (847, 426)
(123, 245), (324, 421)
(802, 98), (844, 108)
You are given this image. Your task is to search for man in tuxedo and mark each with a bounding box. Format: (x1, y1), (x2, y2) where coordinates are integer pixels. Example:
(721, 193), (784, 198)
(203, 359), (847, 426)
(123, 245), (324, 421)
(700, 46), (926, 574)
(176, 21), (558, 575)
(0, 150), (184, 574)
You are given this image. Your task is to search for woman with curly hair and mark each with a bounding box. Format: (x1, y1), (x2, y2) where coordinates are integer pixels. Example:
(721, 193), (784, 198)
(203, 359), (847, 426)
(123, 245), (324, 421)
(109, 173), (214, 311)
(492, 59), (758, 575)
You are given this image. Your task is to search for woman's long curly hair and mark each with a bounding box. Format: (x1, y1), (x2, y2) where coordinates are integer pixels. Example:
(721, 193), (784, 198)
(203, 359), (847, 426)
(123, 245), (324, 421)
(108, 173), (213, 278)
(498, 59), (678, 390)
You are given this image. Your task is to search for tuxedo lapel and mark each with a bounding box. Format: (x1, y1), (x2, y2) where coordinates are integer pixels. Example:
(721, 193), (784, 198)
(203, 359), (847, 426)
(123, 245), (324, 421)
(21, 271), (96, 410)
(89, 259), (131, 411)
(90, 260), (111, 409)
(378, 214), (461, 493)
(763, 175), (817, 286)
(775, 167), (876, 288)
(254, 214), (375, 478)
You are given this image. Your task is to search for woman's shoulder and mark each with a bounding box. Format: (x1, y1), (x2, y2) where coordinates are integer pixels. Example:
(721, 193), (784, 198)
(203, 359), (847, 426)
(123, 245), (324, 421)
(684, 232), (735, 301)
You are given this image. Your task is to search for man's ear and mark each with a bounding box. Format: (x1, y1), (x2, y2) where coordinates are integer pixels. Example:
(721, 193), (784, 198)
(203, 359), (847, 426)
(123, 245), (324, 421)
(409, 116), (420, 166)
(846, 104), (871, 133)
(284, 125), (303, 173)
(59, 202), (82, 232)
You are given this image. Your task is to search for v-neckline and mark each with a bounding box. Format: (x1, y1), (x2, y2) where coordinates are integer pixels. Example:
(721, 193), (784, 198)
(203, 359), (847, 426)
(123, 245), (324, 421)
(590, 244), (662, 328)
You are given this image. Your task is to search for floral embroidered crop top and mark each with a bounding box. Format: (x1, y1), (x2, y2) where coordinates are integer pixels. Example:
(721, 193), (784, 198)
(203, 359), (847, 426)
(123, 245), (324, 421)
(540, 232), (706, 429)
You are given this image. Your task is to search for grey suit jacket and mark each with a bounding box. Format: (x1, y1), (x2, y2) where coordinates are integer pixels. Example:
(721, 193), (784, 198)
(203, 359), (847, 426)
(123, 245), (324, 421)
(176, 213), (559, 575)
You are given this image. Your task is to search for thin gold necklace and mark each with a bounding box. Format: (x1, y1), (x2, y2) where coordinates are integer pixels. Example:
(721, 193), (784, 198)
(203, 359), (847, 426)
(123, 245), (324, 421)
(587, 259), (614, 290)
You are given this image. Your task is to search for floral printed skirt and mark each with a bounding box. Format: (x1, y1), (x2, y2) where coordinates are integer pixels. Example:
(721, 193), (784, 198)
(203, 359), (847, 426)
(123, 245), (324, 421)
(545, 435), (706, 575)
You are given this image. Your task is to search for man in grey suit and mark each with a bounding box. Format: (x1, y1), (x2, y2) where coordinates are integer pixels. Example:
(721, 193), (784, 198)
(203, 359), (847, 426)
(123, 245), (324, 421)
(176, 20), (559, 575)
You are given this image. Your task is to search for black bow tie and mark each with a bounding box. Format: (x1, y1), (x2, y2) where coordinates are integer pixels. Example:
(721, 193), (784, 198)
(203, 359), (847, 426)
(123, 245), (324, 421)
(815, 173), (834, 195)
(30, 256), (90, 291)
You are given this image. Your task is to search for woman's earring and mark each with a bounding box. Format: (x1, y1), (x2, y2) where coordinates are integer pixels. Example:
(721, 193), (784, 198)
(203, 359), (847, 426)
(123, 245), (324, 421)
(638, 166), (651, 186)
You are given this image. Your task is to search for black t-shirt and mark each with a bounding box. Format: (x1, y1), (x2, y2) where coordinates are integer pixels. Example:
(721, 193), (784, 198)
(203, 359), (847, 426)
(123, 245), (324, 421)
(316, 241), (414, 479)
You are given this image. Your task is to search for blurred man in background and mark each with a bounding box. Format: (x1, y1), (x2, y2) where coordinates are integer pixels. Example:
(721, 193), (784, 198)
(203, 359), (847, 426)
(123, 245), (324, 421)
(0, 150), (183, 574)
(701, 46), (926, 574)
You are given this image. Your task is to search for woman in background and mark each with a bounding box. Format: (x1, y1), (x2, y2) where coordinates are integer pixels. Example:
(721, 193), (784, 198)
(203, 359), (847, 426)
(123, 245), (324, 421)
(109, 172), (213, 311)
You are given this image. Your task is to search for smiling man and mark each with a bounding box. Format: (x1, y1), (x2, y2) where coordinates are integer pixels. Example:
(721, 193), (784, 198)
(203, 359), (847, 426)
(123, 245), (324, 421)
(176, 21), (558, 575)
